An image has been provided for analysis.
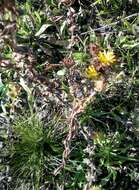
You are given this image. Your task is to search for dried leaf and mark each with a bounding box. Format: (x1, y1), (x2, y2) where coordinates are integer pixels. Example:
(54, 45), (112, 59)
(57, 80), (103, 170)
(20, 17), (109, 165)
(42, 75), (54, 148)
(89, 43), (100, 57)
(60, 0), (75, 6)
(94, 77), (105, 92)
(20, 78), (32, 96)
(0, 0), (18, 15)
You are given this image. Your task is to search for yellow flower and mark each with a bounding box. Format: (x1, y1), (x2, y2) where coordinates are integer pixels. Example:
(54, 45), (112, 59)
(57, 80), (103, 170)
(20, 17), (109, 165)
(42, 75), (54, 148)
(89, 186), (102, 190)
(98, 50), (116, 66)
(92, 131), (106, 145)
(86, 65), (99, 79)
(7, 83), (21, 99)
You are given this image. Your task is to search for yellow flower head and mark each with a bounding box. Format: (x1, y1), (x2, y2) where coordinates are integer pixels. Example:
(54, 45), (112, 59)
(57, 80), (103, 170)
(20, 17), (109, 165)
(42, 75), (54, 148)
(89, 186), (102, 190)
(86, 65), (99, 79)
(92, 131), (106, 145)
(98, 50), (116, 66)
(7, 83), (21, 99)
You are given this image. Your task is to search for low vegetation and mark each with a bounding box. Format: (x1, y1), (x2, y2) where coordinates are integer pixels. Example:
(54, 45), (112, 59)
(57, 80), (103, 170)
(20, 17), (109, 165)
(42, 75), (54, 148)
(0, 0), (139, 189)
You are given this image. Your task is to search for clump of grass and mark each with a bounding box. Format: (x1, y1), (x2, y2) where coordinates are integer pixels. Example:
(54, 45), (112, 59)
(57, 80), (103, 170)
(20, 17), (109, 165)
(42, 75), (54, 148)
(9, 113), (64, 189)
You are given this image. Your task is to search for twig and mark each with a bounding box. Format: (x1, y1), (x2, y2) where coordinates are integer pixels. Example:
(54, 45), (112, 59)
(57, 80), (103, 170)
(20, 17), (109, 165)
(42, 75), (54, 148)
(81, 13), (139, 35)
(54, 92), (96, 176)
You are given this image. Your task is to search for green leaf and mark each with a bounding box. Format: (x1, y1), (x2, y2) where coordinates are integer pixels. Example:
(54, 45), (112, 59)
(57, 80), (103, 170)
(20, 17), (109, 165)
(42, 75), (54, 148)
(72, 52), (89, 62)
(34, 11), (42, 26)
(122, 42), (139, 49)
(0, 84), (6, 96)
(35, 24), (52, 36)
(60, 20), (67, 36)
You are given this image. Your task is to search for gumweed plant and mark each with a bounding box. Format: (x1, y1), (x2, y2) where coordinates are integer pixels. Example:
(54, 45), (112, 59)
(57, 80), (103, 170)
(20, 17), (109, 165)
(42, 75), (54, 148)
(53, 43), (117, 175)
